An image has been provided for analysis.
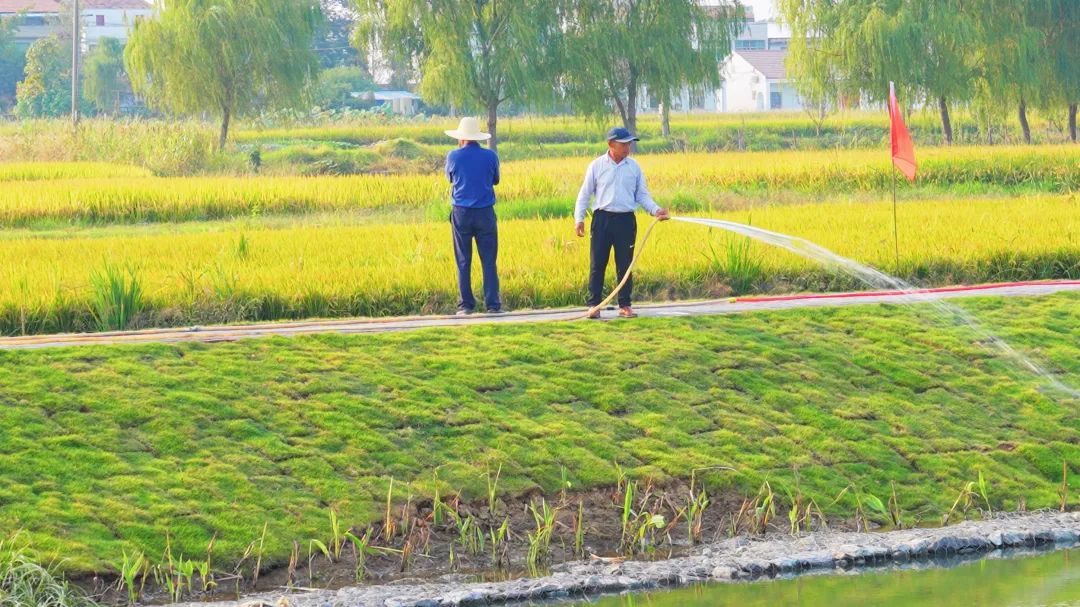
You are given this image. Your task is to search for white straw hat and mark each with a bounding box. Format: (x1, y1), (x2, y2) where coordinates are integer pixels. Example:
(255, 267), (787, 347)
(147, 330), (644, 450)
(445, 117), (491, 141)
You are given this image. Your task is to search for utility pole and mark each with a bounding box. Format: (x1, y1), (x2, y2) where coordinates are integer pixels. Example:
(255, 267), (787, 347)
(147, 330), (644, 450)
(71, 0), (80, 125)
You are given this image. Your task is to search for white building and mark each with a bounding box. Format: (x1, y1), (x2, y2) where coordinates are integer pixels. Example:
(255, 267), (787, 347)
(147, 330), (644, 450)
(720, 50), (802, 112)
(81, 0), (152, 49)
(0, 0), (62, 47)
(0, 0), (151, 50)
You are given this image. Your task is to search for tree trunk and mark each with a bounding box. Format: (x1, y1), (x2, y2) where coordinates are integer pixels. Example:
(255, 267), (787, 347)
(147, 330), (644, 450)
(1069, 103), (1077, 143)
(661, 95), (670, 138)
(938, 96), (953, 145)
(1018, 98), (1031, 144)
(486, 101), (499, 153)
(625, 75), (638, 152)
(219, 105), (231, 151)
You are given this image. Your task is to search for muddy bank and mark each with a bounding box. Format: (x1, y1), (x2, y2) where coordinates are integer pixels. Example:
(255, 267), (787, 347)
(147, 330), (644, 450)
(168, 510), (1080, 607)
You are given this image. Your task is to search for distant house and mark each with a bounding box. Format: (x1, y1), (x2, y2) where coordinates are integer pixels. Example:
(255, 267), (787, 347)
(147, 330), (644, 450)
(0, 0), (151, 50)
(0, 0), (62, 47)
(720, 50), (804, 112)
(353, 89), (421, 115)
(82, 0), (152, 49)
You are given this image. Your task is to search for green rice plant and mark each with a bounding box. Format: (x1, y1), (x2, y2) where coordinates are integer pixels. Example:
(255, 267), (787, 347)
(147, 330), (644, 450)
(329, 508), (344, 560)
(486, 464), (502, 517)
(489, 518), (510, 567)
(526, 499), (557, 572)
(306, 539), (330, 585)
(751, 481), (776, 535)
(942, 482), (979, 526)
(343, 528), (376, 581)
(88, 264), (143, 331)
(117, 549), (147, 605)
(1060, 461), (1070, 512)
(619, 480), (636, 547)
(685, 479), (710, 545)
(626, 512), (667, 555)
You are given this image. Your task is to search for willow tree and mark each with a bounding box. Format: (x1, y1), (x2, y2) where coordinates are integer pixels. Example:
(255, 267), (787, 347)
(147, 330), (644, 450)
(354, 0), (560, 152)
(782, 0), (977, 144)
(1029, 0), (1080, 142)
(561, 0), (741, 137)
(969, 0), (1046, 144)
(125, 0), (322, 150)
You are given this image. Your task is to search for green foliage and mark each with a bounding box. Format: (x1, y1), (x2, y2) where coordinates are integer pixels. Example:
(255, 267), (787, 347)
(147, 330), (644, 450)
(0, 16), (26, 112)
(311, 65), (374, 111)
(82, 37), (126, 115)
(124, 0), (323, 149)
(561, 0), (742, 134)
(89, 264), (143, 331)
(355, 0), (561, 150)
(0, 536), (98, 607)
(14, 37), (69, 119)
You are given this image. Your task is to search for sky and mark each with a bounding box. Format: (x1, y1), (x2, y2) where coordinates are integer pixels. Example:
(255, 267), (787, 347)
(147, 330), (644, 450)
(744, 0), (779, 20)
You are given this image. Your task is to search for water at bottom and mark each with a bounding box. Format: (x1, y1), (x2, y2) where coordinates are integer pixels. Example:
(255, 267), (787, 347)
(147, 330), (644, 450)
(570, 547), (1080, 607)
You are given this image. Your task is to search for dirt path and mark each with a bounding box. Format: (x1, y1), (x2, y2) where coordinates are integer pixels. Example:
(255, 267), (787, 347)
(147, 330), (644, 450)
(2, 280), (1078, 350)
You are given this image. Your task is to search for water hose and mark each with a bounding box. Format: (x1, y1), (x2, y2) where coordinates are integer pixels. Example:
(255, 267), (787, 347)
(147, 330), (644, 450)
(579, 215), (665, 320)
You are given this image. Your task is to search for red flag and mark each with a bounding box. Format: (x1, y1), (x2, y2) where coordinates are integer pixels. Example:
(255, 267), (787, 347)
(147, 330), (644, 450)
(888, 82), (917, 182)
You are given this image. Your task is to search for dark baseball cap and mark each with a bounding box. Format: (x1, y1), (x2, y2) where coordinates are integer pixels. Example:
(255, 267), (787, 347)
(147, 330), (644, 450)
(606, 127), (639, 143)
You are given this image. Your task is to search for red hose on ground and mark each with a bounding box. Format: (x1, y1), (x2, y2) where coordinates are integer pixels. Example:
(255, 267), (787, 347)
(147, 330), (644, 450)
(734, 280), (1080, 304)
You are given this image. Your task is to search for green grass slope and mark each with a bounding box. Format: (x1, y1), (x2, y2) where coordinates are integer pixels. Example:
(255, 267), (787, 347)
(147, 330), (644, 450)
(0, 294), (1078, 574)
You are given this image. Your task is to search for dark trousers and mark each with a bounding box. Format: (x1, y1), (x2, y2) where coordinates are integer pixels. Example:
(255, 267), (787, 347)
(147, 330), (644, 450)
(451, 205), (501, 311)
(588, 210), (637, 307)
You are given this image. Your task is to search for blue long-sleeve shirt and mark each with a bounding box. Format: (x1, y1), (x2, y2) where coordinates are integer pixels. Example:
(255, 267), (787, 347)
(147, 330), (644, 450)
(574, 153), (660, 223)
(446, 142), (500, 208)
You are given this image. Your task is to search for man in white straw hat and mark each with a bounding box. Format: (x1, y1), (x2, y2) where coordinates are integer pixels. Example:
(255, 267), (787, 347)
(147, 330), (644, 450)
(445, 116), (503, 315)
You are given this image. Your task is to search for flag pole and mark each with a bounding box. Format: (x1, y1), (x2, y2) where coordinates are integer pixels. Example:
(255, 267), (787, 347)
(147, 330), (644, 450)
(892, 164), (899, 274)
(889, 82), (899, 275)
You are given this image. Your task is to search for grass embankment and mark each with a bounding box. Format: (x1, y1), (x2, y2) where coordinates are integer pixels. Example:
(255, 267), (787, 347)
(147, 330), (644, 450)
(1, 294), (1077, 576)
(0, 196), (1076, 335)
(0, 145), (1075, 227)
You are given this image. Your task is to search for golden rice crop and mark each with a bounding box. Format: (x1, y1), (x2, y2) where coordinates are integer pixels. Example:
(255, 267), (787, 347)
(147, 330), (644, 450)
(0, 162), (152, 182)
(1, 195), (1076, 335)
(0, 145), (1075, 227)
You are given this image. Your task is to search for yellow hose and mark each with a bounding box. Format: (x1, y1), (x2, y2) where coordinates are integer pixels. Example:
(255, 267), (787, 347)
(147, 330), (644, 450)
(578, 215), (663, 320)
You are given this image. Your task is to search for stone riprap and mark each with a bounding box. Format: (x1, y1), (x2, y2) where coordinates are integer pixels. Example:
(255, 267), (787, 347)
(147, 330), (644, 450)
(178, 511), (1080, 607)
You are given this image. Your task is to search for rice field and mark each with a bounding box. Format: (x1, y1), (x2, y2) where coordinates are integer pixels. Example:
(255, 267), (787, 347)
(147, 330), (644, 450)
(0, 145), (1075, 228)
(1, 195), (1076, 335)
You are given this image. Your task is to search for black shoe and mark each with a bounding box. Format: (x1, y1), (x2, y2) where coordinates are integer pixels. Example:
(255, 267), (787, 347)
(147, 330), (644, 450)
(485, 308), (506, 315)
(456, 308), (474, 316)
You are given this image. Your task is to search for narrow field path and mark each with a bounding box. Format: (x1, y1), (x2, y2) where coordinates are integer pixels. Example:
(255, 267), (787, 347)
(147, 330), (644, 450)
(2, 280), (1078, 350)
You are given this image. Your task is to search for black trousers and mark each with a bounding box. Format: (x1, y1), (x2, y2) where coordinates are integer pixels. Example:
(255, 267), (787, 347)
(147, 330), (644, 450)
(451, 205), (501, 311)
(588, 210), (637, 307)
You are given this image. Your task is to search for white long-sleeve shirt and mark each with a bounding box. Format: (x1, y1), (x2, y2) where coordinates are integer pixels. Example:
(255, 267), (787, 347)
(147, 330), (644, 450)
(573, 153), (661, 223)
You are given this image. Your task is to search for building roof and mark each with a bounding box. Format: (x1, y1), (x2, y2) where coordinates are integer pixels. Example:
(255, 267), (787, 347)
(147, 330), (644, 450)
(0, 0), (60, 13)
(83, 0), (151, 8)
(735, 50), (788, 79)
(373, 91), (420, 101)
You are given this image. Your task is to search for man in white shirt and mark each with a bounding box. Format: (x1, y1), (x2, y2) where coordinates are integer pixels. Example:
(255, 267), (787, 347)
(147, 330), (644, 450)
(574, 127), (670, 319)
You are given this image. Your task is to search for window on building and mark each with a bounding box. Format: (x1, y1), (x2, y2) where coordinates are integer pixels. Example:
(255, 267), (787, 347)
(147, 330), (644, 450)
(21, 15), (46, 26)
(770, 92), (782, 110)
(734, 39), (766, 51)
(96, 15), (105, 26)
